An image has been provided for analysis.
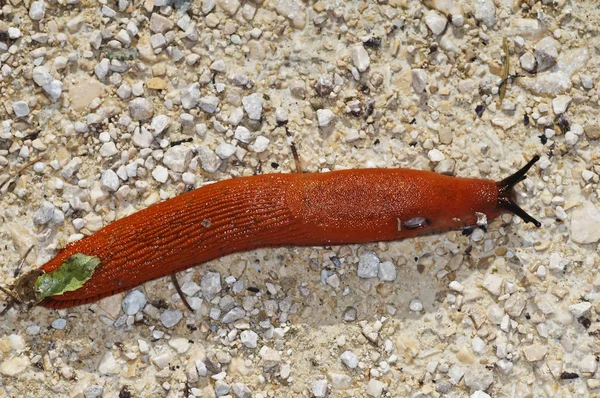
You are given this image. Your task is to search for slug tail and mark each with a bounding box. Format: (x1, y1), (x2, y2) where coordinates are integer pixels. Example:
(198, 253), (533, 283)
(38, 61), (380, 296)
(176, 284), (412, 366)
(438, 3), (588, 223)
(496, 155), (541, 227)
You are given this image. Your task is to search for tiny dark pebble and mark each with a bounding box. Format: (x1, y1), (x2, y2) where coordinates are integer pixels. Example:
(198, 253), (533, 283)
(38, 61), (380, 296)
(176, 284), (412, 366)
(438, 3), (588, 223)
(560, 372), (579, 380)
(363, 37), (382, 48)
(119, 386), (132, 398)
(475, 104), (486, 118)
(170, 137), (193, 147)
(539, 134), (548, 145)
(329, 256), (341, 267)
(247, 286), (260, 293)
(578, 316), (591, 329)
(523, 113), (530, 126)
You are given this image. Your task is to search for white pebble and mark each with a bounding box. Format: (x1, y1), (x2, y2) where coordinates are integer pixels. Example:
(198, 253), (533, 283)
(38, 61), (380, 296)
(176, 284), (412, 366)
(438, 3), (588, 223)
(242, 93), (263, 120)
(251, 136), (270, 153)
(351, 45), (370, 72)
(100, 170), (120, 192)
(340, 351), (359, 369)
(358, 250), (380, 279)
(449, 281), (464, 292)
(12, 101), (30, 117)
(428, 149), (445, 162)
(409, 299), (423, 312)
(317, 109), (335, 127)
(215, 142), (237, 159)
(152, 165), (169, 183)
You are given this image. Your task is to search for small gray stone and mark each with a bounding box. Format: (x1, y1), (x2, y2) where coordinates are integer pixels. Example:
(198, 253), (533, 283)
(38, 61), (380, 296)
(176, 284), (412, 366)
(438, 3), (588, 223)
(101, 170), (120, 192)
(215, 142), (237, 159)
(83, 385), (104, 398)
(100, 142), (118, 158)
(94, 59), (110, 80)
(434, 159), (456, 175)
(181, 83), (201, 109)
(163, 145), (192, 173)
(215, 380), (230, 396)
(412, 69), (428, 93)
(201, 271), (222, 299)
(378, 261), (396, 281)
(234, 126), (251, 143)
(151, 115), (171, 135)
(311, 379), (328, 398)
(534, 37), (559, 72)
(317, 109), (335, 127)
(240, 330), (258, 348)
(196, 148), (222, 173)
(228, 107), (244, 126)
(340, 351), (358, 369)
(52, 318), (67, 330)
(552, 95), (572, 115)
(242, 93), (263, 120)
(42, 80), (63, 100)
(216, 0), (240, 16)
(473, 0), (496, 27)
(275, 107), (288, 123)
(33, 201), (55, 225)
(152, 165), (169, 183)
(199, 96), (220, 114)
(33, 66), (53, 86)
(222, 307), (245, 323)
(252, 136), (270, 153)
(520, 52), (536, 72)
(12, 101), (30, 118)
(129, 98), (154, 121)
(409, 299), (423, 312)
(210, 59), (227, 73)
(571, 201), (600, 244)
(160, 309), (183, 328)
(132, 128), (154, 148)
(232, 383), (251, 398)
(463, 365), (493, 390)
(61, 157), (83, 179)
(122, 290), (147, 315)
(351, 45), (370, 72)
(367, 379), (387, 397)
(149, 13), (174, 34)
(358, 250), (380, 278)
(425, 9), (447, 35)
(29, 1), (46, 20)
(181, 281), (201, 296)
(569, 301), (592, 318)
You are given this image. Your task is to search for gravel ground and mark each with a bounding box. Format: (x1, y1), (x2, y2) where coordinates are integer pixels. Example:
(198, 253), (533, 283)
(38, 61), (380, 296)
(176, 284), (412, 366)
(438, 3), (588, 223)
(1, 0), (600, 397)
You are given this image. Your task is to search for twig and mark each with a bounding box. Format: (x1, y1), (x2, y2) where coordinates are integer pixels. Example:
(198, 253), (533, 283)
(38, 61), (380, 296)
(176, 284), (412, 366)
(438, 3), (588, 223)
(14, 245), (35, 278)
(0, 155), (44, 200)
(499, 38), (510, 103)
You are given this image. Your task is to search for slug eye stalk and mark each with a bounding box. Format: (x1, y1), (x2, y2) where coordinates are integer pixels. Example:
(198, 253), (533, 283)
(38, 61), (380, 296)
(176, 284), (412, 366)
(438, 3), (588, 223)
(496, 155), (541, 228)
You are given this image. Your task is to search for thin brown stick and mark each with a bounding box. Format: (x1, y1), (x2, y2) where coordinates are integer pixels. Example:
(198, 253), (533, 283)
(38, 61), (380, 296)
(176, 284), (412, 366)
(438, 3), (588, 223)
(170, 274), (194, 312)
(499, 38), (510, 103)
(14, 245), (35, 278)
(285, 127), (303, 173)
(0, 155), (44, 200)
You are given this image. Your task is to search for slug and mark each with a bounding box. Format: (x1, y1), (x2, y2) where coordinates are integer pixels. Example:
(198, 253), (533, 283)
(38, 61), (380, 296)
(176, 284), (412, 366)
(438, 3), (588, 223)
(4, 156), (540, 310)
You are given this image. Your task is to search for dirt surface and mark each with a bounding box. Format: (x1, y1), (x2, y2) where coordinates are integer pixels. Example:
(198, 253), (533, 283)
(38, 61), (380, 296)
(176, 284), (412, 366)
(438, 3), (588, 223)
(1, 0), (600, 397)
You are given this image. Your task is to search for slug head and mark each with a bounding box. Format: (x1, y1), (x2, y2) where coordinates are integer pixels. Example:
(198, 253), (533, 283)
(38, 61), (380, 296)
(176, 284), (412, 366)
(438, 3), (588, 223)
(496, 155), (541, 227)
(0, 269), (44, 315)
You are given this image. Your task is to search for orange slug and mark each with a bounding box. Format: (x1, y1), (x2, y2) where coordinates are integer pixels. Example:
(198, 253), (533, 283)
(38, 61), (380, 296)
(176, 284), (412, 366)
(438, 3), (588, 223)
(8, 156), (540, 309)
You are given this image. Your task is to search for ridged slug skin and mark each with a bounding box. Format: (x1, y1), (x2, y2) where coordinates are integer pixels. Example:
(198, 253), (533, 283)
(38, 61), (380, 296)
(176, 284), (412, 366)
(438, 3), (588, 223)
(38, 169), (500, 309)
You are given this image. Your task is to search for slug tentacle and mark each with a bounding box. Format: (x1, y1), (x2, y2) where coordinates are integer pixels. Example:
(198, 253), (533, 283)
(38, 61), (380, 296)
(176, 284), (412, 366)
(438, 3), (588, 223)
(496, 155), (541, 227)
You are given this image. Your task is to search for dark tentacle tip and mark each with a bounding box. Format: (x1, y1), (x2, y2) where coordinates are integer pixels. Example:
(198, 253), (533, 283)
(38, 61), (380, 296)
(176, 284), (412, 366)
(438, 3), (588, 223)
(496, 155), (541, 227)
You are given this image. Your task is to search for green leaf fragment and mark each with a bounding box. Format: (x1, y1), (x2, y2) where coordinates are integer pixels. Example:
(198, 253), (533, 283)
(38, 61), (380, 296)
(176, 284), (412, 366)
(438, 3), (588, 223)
(34, 254), (101, 300)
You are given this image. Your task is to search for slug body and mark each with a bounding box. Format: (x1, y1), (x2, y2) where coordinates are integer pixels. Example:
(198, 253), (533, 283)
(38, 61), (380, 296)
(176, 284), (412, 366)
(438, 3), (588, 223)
(29, 159), (539, 309)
